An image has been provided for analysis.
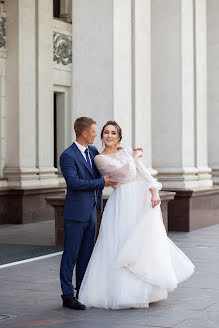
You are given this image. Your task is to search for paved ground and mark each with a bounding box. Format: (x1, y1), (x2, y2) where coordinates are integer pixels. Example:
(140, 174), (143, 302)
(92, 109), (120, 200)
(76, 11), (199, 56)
(0, 221), (63, 265)
(0, 221), (56, 246)
(0, 244), (63, 265)
(0, 223), (219, 328)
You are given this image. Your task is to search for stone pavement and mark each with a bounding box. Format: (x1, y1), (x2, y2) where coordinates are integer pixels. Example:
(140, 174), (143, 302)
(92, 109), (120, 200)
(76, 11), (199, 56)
(0, 221), (63, 265)
(0, 224), (219, 328)
(0, 221), (56, 246)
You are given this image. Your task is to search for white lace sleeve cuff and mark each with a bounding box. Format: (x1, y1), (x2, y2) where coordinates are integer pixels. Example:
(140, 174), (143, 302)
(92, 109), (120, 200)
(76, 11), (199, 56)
(147, 182), (163, 191)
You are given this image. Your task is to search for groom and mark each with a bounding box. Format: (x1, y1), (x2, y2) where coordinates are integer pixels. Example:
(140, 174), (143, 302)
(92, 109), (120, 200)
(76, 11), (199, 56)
(59, 117), (117, 310)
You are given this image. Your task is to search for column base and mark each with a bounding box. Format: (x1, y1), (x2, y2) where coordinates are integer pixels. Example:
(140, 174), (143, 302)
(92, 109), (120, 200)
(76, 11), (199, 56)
(197, 166), (213, 187)
(157, 167), (213, 189)
(38, 167), (59, 186)
(156, 167), (200, 189)
(167, 186), (219, 231)
(0, 178), (8, 187)
(3, 167), (60, 187)
(3, 167), (41, 187)
(212, 168), (219, 184)
(0, 185), (65, 225)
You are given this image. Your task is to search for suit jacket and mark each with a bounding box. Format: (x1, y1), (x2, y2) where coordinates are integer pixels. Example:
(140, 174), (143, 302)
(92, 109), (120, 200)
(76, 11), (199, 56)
(60, 142), (105, 221)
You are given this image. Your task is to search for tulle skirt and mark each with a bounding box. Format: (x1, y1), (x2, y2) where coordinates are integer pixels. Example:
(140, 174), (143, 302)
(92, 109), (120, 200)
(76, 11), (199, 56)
(79, 180), (195, 309)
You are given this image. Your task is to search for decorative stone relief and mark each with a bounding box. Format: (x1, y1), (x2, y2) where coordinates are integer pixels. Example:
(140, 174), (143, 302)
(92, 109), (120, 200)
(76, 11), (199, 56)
(53, 33), (72, 65)
(0, 16), (6, 48)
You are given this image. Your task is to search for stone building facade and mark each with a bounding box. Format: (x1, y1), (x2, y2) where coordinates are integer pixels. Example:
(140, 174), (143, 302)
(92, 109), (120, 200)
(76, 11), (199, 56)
(0, 0), (219, 230)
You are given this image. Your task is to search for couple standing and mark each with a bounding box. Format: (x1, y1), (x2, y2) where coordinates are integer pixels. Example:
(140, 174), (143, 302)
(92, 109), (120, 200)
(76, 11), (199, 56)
(60, 117), (194, 310)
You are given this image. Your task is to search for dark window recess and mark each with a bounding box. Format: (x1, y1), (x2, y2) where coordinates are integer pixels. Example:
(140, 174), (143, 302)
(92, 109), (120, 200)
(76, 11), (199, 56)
(53, 0), (60, 18)
(54, 93), (57, 169)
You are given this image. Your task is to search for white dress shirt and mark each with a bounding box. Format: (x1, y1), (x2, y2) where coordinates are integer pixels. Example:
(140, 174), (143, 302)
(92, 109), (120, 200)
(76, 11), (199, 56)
(74, 141), (92, 168)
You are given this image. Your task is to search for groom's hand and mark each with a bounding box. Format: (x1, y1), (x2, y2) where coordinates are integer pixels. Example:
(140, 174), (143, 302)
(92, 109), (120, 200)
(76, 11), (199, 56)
(104, 175), (118, 187)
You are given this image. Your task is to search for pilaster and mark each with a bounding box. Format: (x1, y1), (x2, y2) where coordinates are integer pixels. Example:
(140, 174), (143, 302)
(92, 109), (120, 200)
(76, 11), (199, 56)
(207, 0), (219, 184)
(37, 0), (58, 185)
(72, 0), (154, 174)
(4, 0), (39, 187)
(132, 0), (155, 171)
(194, 0), (212, 187)
(151, 0), (199, 189)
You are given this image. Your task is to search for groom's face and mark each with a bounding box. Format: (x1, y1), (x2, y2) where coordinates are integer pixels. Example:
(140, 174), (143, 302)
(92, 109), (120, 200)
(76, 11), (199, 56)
(84, 124), (97, 144)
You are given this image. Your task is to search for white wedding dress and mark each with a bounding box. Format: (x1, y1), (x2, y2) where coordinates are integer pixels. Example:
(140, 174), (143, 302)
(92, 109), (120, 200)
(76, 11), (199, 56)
(79, 147), (194, 309)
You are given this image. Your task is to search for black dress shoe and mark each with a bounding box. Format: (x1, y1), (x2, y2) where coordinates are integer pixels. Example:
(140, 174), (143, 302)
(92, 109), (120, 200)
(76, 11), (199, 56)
(63, 296), (86, 310)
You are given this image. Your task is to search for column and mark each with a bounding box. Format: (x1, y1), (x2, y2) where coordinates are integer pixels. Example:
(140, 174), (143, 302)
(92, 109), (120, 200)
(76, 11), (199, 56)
(72, 0), (155, 170)
(151, 0), (199, 189)
(4, 0), (39, 187)
(72, 0), (141, 150)
(37, 0), (58, 185)
(72, 0), (114, 148)
(132, 0), (155, 171)
(113, 0), (132, 146)
(207, 0), (219, 184)
(194, 0), (212, 187)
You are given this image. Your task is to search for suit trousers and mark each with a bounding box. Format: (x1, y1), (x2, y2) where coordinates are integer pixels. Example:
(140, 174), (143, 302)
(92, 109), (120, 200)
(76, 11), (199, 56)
(60, 204), (97, 299)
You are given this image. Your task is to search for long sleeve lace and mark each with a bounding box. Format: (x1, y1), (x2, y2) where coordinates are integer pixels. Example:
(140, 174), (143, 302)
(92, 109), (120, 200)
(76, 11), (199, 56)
(127, 148), (162, 191)
(94, 151), (136, 184)
(94, 148), (162, 191)
(135, 160), (162, 191)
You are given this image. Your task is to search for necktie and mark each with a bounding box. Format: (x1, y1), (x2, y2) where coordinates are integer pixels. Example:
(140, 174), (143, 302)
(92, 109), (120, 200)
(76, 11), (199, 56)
(84, 148), (92, 170)
(85, 148), (96, 204)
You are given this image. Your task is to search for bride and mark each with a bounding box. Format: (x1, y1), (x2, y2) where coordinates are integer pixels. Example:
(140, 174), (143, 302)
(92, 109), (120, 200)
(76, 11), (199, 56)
(79, 121), (195, 309)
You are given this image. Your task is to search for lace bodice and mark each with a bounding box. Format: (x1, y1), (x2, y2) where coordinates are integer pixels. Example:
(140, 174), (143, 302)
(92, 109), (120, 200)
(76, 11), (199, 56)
(94, 147), (162, 190)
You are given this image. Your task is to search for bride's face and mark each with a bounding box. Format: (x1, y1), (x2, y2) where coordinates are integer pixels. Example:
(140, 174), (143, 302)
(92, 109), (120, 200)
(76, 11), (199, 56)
(102, 125), (120, 148)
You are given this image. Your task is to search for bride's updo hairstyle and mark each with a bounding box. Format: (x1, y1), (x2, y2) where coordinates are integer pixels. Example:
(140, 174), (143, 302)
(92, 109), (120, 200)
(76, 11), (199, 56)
(101, 121), (122, 142)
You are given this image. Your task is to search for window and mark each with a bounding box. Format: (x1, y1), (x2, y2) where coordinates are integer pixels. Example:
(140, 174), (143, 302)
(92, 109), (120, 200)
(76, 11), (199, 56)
(53, 0), (72, 23)
(53, 0), (60, 19)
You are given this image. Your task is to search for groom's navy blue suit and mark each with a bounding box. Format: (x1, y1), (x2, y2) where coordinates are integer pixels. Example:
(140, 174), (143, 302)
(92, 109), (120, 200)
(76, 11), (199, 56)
(60, 142), (105, 299)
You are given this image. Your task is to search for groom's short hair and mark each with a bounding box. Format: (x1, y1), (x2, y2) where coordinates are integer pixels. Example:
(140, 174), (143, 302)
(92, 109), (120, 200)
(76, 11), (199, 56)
(74, 117), (96, 137)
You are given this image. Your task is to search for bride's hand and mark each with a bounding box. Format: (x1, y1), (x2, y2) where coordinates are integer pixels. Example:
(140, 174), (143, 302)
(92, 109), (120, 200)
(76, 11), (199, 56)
(133, 147), (143, 152)
(133, 148), (143, 161)
(150, 190), (161, 208)
(133, 147), (143, 157)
